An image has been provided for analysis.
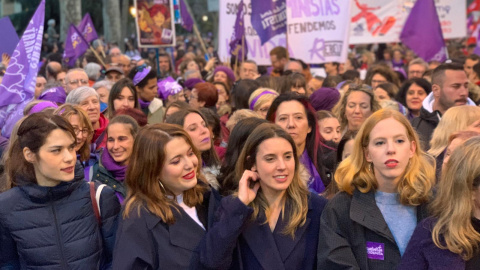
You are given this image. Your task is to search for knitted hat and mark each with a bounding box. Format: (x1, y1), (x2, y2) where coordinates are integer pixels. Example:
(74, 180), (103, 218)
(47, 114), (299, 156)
(213, 66), (236, 82)
(157, 77), (183, 100)
(309, 87), (340, 112)
(38, 86), (66, 104)
(184, 78), (204, 90)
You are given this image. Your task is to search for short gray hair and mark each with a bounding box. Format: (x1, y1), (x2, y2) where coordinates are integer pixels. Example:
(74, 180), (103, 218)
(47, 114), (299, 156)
(66, 86), (99, 105)
(409, 58), (428, 70)
(84, 63), (102, 81)
(92, 80), (114, 92)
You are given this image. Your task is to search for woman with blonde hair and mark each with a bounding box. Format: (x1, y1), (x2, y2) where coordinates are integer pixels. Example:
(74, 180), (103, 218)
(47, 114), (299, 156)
(399, 136), (480, 269)
(317, 109), (435, 269)
(200, 123), (327, 269)
(333, 84), (382, 134)
(112, 123), (221, 269)
(248, 88), (278, 118)
(54, 104), (94, 165)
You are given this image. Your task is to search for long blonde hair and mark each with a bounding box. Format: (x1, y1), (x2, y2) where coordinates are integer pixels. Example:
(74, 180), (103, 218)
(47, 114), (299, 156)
(335, 109), (435, 205)
(431, 136), (480, 260)
(428, 106), (480, 157)
(235, 123), (309, 238)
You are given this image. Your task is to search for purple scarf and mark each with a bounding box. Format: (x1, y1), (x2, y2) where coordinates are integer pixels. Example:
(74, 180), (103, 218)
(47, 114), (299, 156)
(138, 98), (151, 110)
(300, 150), (325, 193)
(101, 149), (127, 181)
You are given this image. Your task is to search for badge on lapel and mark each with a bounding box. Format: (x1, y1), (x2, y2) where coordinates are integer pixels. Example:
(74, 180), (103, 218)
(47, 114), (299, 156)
(366, 241), (384, 260)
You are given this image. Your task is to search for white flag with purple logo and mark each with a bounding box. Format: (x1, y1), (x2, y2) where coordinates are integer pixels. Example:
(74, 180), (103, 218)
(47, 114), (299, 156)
(0, 0), (45, 137)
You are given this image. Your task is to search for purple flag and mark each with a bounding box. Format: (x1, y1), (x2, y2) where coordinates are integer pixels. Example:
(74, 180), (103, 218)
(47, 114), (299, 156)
(179, 0), (193, 32)
(251, 0), (286, 45)
(78, 13), (98, 42)
(63, 24), (90, 67)
(0, 0), (45, 137)
(400, 0), (447, 62)
(229, 0), (248, 60)
(0, 17), (20, 56)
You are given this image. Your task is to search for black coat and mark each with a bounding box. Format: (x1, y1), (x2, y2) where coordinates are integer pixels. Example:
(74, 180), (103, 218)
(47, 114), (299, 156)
(317, 190), (428, 270)
(410, 108), (440, 151)
(112, 189), (221, 270)
(200, 192), (327, 270)
(0, 177), (120, 269)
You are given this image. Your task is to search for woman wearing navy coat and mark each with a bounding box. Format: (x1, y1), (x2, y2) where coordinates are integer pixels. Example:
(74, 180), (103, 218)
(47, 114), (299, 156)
(112, 123), (221, 269)
(200, 123), (327, 269)
(0, 113), (120, 269)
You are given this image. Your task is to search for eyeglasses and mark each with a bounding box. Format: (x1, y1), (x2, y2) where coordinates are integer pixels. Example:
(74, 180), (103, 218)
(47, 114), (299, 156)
(68, 79), (89, 86)
(73, 128), (92, 136)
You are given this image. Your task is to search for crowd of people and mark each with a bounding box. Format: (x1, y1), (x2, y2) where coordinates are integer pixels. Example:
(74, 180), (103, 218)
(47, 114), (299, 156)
(0, 33), (480, 269)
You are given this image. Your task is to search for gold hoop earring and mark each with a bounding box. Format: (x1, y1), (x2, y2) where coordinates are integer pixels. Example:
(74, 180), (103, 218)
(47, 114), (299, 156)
(158, 180), (166, 194)
(368, 162), (373, 172)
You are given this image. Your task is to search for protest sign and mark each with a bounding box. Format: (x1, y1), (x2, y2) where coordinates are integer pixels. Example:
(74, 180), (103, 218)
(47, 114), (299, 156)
(286, 0), (351, 64)
(350, 0), (466, 44)
(135, 0), (176, 47)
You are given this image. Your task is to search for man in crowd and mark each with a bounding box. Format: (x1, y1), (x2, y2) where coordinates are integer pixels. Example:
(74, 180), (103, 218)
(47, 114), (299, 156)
(45, 61), (62, 83)
(64, 68), (89, 95)
(269, 46), (288, 77)
(285, 60), (303, 74)
(407, 58), (428, 79)
(411, 63), (475, 149)
(238, 60), (258, 80)
(324, 62), (340, 76)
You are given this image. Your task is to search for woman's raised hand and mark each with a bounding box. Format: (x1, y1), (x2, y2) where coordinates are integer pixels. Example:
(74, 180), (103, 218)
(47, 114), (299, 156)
(238, 170), (260, 205)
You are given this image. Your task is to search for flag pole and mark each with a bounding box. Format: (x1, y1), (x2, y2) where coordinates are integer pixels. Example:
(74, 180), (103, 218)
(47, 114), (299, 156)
(183, 0), (208, 56)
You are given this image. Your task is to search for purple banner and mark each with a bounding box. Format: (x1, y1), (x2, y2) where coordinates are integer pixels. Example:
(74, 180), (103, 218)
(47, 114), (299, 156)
(0, 0), (45, 137)
(63, 24), (89, 67)
(179, 0), (193, 32)
(251, 0), (286, 45)
(400, 0), (446, 62)
(229, 0), (248, 59)
(0, 17), (20, 56)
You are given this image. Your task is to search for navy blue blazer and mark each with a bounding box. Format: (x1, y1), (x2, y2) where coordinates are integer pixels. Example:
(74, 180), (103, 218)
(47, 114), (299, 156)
(200, 192), (327, 270)
(112, 189), (221, 270)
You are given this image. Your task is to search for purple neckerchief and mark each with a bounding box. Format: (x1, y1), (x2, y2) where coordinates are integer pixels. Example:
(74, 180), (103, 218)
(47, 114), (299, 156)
(138, 98), (151, 110)
(101, 149), (127, 181)
(300, 150), (325, 193)
(391, 59), (404, 69)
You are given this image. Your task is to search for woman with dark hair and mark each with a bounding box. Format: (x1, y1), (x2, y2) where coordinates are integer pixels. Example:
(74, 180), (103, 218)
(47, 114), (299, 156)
(86, 115), (140, 203)
(395, 78), (432, 119)
(112, 123), (221, 269)
(212, 66), (235, 91)
(266, 92), (330, 193)
(199, 108), (225, 159)
(230, 79), (261, 110)
(200, 123), (327, 269)
(218, 117), (269, 196)
(281, 72), (307, 95)
(128, 65), (165, 124)
(107, 78), (140, 119)
(189, 82), (218, 112)
(365, 64), (401, 88)
(0, 113), (120, 268)
(166, 108), (221, 189)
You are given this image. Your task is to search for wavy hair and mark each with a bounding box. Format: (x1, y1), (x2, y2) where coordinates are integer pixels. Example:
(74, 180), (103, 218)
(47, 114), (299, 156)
(123, 123), (208, 224)
(235, 123), (309, 237)
(431, 137), (480, 260)
(335, 109), (435, 206)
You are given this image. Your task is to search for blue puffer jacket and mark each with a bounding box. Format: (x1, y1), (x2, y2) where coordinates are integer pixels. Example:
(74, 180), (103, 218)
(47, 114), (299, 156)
(0, 176), (121, 269)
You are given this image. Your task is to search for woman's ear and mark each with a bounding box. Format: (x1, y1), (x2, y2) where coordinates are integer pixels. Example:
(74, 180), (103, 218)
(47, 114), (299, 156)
(23, 147), (36, 163)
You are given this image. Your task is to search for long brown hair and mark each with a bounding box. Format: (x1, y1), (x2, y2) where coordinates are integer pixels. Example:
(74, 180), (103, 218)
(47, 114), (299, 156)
(123, 123), (208, 224)
(335, 109), (435, 206)
(235, 123), (309, 237)
(6, 113), (76, 187)
(431, 136), (480, 260)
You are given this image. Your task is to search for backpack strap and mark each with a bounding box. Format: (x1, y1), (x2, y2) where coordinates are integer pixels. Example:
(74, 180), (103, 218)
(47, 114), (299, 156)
(89, 182), (106, 225)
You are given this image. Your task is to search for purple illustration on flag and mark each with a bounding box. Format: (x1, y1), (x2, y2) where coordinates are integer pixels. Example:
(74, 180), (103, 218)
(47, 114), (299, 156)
(78, 13), (98, 42)
(229, 0), (248, 60)
(64, 14), (98, 67)
(400, 0), (447, 62)
(179, 0), (193, 32)
(251, 0), (287, 45)
(0, 0), (45, 137)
